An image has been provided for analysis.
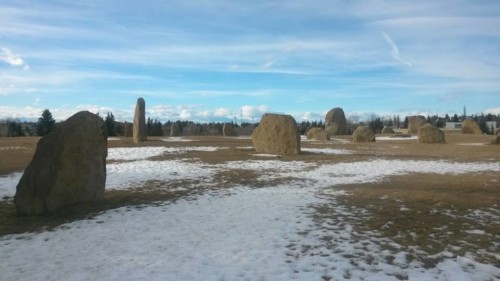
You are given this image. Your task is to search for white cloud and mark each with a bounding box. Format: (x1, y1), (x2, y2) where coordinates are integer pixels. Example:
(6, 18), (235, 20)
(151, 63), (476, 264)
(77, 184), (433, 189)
(196, 110), (211, 118)
(484, 107), (500, 115)
(0, 47), (29, 69)
(214, 107), (231, 117)
(300, 111), (323, 121)
(381, 32), (412, 68)
(179, 109), (192, 120)
(241, 105), (270, 121)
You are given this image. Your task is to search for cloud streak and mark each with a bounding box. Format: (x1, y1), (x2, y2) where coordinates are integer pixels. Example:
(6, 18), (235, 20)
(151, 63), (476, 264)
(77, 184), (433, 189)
(381, 32), (412, 68)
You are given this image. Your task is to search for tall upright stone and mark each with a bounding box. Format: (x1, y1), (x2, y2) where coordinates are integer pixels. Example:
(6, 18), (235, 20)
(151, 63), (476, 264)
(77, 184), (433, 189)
(15, 111), (107, 216)
(133, 97), (147, 143)
(407, 115), (427, 134)
(252, 113), (300, 155)
(325, 107), (348, 136)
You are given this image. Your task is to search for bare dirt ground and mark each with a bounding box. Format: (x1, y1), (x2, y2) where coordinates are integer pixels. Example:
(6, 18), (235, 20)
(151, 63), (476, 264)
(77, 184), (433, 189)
(1, 133), (499, 269)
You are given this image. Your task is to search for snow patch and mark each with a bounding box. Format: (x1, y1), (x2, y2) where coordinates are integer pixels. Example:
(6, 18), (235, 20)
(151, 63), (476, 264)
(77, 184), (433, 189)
(377, 136), (418, 141)
(106, 160), (215, 190)
(251, 153), (279, 157)
(0, 146), (29, 151)
(161, 137), (196, 142)
(0, 172), (22, 199)
(301, 147), (353, 155)
(108, 147), (168, 161)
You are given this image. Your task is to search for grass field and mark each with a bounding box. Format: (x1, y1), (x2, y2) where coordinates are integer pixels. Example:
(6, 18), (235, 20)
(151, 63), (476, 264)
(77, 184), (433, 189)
(0, 134), (499, 280)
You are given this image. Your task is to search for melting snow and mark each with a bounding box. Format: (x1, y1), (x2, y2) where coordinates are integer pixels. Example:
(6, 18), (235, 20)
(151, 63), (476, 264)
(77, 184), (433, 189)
(251, 153), (279, 157)
(0, 172), (22, 198)
(108, 147), (168, 161)
(301, 147), (353, 155)
(377, 136), (418, 141)
(161, 137), (196, 142)
(1, 146), (500, 280)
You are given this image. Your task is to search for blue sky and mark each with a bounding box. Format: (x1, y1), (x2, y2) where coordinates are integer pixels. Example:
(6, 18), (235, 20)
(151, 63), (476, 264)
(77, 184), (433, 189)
(1, 0), (499, 122)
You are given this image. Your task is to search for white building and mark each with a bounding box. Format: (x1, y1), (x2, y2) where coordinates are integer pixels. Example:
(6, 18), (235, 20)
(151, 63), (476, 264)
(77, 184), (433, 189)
(486, 121), (497, 134)
(445, 122), (462, 130)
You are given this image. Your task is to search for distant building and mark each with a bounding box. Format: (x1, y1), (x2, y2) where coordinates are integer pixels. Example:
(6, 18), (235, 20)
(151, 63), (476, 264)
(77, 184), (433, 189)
(486, 121), (498, 134)
(445, 122), (462, 130)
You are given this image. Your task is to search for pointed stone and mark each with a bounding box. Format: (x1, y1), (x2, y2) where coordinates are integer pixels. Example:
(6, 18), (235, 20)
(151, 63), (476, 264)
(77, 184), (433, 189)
(133, 97), (147, 143)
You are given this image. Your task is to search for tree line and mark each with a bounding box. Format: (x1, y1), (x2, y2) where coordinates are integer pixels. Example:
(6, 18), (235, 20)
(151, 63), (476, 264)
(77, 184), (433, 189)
(1, 109), (499, 137)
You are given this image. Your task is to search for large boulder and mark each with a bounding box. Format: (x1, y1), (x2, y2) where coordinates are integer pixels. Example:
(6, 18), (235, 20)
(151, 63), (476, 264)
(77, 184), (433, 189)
(252, 113), (300, 155)
(306, 127), (330, 141)
(461, 118), (482, 134)
(491, 132), (500, 144)
(15, 111), (107, 216)
(223, 123), (237, 136)
(381, 126), (395, 134)
(352, 125), (376, 142)
(325, 107), (348, 136)
(133, 97), (147, 143)
(408, 115), (427, 134)
(418, 123), (446, 144)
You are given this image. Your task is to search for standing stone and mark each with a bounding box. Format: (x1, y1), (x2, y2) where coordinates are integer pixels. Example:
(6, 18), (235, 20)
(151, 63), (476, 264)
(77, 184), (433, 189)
(408, 115), (427, 134)
(461, 118), (482, 134)
(418, 123), (446, 143)
(381, 126), (395, 134)
(325, 107), (348, 136)
(0, 123), (8, 137)
(352, 125), (376, 142)
(306, 127), (330, 141)
(15, 111), (107, 216)
(223, 123), (237, 136)
(252, 113), (300, 155)
(124, 122), (133, 137)
(170, 122), (181, 136)
(133, 97), (147, 143)
(491, 133), (500, 144)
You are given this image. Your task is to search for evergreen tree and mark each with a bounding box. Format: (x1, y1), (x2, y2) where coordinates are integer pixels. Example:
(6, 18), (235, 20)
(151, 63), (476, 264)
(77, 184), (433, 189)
(8, 120), (25, 137)
(105, 112), (116, 136)
(36, 109), (56, 136)
(452, 114), (459, 122)
(368, 117), (383, 133)
(403, 116), (409, 128)
(146, 118), (164, 136)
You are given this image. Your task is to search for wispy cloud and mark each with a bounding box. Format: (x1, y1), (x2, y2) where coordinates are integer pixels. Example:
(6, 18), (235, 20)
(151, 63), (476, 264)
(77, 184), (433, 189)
(381, 32), (412, 68)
